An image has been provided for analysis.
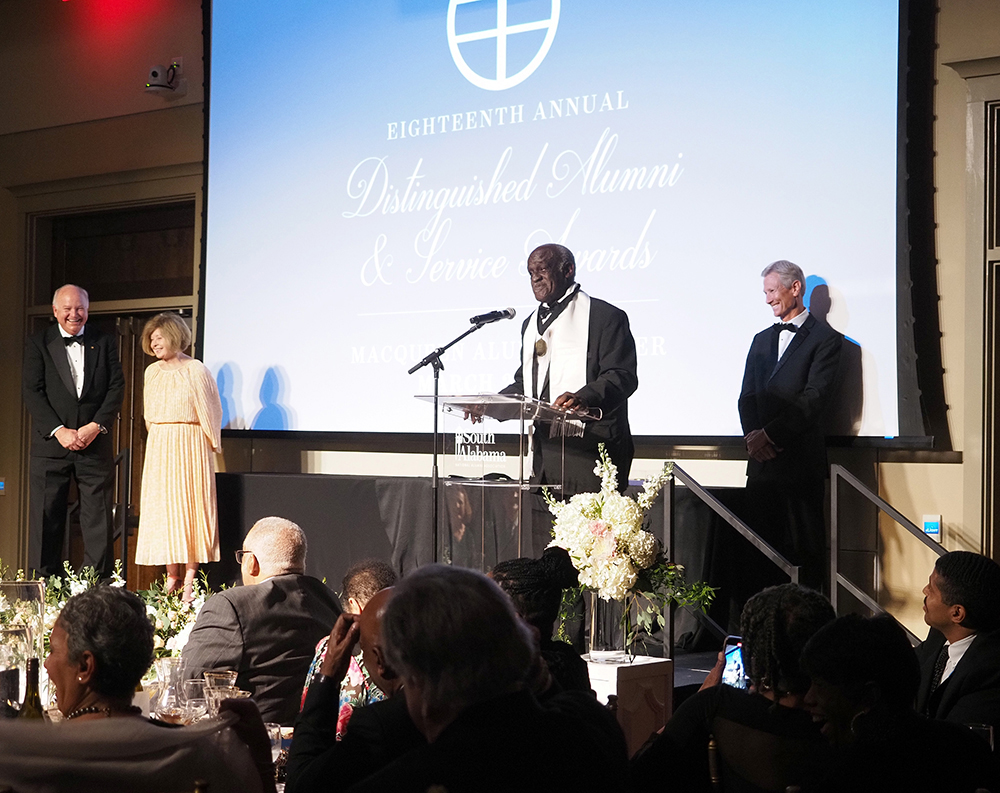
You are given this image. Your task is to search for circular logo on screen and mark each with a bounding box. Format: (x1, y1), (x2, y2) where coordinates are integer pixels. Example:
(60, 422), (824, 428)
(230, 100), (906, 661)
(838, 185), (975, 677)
(447, 0), (560, 91)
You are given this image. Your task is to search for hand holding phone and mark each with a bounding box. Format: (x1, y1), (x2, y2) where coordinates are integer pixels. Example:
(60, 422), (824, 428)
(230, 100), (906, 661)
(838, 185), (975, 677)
(721, 635), (749, 690)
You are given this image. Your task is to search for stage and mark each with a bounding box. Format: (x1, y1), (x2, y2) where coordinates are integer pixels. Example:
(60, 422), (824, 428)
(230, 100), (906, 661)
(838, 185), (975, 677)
(212, 471), (799, 652)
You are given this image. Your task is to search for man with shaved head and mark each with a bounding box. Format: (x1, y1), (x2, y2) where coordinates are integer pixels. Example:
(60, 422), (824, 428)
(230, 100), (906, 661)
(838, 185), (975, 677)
(23, 284), (124, 576)
(181, 516), (341, 725)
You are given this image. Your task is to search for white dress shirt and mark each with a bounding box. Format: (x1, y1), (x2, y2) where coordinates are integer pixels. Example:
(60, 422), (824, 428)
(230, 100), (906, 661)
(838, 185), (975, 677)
(940, 632), (976, 684)
(777, 310), (809, 360)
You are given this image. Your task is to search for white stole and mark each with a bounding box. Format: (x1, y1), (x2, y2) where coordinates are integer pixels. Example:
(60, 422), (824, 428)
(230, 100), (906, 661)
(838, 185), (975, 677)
(522, 288), (591, 438)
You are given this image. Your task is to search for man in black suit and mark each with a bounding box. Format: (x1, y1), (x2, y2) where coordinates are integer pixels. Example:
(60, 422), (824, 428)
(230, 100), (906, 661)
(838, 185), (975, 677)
(916, 551), (1000, 728)
(182, 516), (341, 726)
(501, 243), (638, 497)
(738, 260), (843, 590)
(287, 587), (425, 793)
(22, 284), (124, 577)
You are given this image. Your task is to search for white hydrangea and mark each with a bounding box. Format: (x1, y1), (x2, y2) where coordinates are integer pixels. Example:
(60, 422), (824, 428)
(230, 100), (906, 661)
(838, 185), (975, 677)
(628, 530), (659, 570)
(548, 446), (675, 601)
(166, 621), (194, 654)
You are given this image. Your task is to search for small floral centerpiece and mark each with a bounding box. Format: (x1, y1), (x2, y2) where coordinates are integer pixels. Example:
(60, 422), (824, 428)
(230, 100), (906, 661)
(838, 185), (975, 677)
(138, 576), (211, 659)
(1, 560), (213, 708)
(546, 444), (715, 658)
(41, 561), (127, 654)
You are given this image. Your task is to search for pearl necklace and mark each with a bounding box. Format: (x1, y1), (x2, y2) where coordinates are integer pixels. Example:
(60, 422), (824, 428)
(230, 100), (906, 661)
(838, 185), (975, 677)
(65, 705), (112, 720)
(65, 705), (141, 720)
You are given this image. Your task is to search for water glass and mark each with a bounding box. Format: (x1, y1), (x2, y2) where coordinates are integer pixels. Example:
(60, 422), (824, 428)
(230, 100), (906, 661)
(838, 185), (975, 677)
(182, 681), (208, 723)
(206, 685), (251, 717)
(182, 679), (206, 701)
(264, 722), (282, 763)
(203, 670), (238, 689)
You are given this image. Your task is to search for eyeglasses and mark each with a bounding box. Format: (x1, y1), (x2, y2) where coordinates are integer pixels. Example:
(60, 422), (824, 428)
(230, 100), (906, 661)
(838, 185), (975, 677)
(235, 549), (254, 564)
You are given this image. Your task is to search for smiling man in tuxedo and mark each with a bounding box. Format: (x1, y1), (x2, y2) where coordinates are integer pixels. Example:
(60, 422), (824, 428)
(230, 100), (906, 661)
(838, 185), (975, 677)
(738, 260), (843, 591)
(22, 284), (124, 577)
(501, 243), (638, 499)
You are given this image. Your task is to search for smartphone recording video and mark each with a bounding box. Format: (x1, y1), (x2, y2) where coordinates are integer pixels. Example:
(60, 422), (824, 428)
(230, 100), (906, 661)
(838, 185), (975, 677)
(721, 635), (749, 690)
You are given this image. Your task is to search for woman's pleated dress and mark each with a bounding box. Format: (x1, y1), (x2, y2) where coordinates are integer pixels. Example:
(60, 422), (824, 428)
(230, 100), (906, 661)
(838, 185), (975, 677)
(135, 359), (223, 565)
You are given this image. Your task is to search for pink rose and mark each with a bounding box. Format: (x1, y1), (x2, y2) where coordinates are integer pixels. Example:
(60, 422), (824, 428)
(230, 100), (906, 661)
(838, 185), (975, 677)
(590, 520), (609, 536)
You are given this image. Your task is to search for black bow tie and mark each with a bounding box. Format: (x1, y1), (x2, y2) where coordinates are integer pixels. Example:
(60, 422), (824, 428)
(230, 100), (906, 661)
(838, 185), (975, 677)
(64, 335), (83, 346)
(538, 304), (553, 321)
(773, 323), (798, 334)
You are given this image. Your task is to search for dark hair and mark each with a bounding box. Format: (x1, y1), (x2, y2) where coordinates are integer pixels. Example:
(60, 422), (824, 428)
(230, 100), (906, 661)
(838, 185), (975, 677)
(58, 586), (155, 700)
(739, 583), (835, 698)
(491, 547), (578, 636)
(342, 559), (398, 610)
(802, 613), (920, 712)
(380, 564), (533, 713)
(934, 551), (1000, 632)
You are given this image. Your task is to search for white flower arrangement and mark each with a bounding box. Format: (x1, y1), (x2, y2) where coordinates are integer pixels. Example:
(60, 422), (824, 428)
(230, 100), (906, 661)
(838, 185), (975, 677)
(546, 445), (675, 601)
(1, 560), (213, 707)
(547, 444), (715, 647)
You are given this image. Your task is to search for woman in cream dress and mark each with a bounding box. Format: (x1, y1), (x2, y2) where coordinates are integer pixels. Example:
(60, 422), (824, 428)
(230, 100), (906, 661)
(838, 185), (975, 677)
(135, 313), (222, 602)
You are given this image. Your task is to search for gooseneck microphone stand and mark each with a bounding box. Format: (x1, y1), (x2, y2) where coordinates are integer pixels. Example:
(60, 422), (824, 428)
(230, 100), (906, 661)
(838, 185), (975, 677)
(408, 320), (492, 563)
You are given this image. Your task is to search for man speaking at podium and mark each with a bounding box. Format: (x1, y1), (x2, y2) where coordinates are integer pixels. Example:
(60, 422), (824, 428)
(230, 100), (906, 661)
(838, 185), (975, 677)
(501, 243), (638, 499)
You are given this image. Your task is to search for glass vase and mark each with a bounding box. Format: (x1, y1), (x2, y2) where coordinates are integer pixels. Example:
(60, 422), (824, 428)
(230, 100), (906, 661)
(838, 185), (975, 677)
(152, 657), (185, 724)
(0, 581), (45, 704)
(587, 591), (628, 663)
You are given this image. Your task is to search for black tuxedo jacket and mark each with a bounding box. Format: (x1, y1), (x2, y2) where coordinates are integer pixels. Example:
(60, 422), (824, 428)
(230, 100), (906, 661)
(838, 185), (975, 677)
(181, 574), (342, 726)
(915, 627), (1000, 726)
(502, 296), (638, 490)
(287, 680), (425, 793)
(738, 314), (843, 483)
(22, 323), (124, 459)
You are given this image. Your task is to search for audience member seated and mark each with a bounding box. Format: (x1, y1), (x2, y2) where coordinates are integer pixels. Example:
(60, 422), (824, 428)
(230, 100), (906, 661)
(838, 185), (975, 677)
(287, 587), (425, 793)
(45, 585), (154, 722)
(182, 516), (341, 725)
(630, 583), (836, 793)
(0, 585), (275, 793)
(343, 564), (628, 792)
(915, 550), (1000, 728)
(802, 613), (996, 793)
(491, 546), (592, 694)
(300, 557), (398, 736)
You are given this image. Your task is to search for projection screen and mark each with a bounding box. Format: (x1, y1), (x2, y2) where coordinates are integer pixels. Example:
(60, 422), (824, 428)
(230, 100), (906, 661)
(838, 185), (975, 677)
(203, 0), (900, 438)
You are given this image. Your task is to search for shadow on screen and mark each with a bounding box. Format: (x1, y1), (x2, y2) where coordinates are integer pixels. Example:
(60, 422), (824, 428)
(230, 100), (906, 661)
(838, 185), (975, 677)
(806, 277), (863, 436)
(251, 366), (294, 430)
(217, 362), (244, 430)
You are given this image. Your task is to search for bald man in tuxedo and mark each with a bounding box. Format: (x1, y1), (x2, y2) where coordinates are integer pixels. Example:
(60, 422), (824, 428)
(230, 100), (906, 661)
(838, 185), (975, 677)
(23, 285), (124, 576)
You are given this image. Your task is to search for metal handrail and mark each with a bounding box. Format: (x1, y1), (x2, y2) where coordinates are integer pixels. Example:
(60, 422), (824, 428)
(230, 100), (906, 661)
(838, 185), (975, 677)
(830, 463), (942, 645)
(662, 464), (801, 657)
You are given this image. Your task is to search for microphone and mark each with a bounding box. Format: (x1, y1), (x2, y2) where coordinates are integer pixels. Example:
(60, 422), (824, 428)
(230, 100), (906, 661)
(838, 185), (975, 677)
(470, 308), (516, 325)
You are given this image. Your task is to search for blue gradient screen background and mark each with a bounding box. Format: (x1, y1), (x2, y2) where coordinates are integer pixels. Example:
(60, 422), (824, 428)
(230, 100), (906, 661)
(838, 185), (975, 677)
(204, 0), (899, 436)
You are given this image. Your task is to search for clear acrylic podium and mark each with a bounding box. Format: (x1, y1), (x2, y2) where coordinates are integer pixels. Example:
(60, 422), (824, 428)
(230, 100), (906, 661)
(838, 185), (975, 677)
(414, 393), (578, 568)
